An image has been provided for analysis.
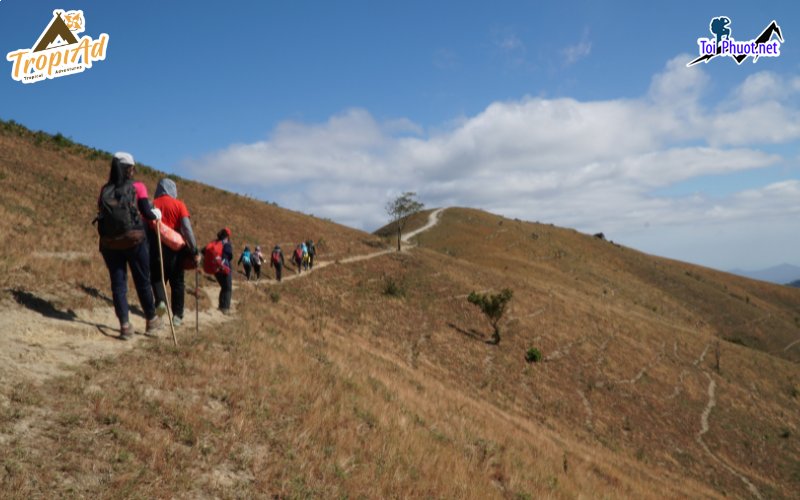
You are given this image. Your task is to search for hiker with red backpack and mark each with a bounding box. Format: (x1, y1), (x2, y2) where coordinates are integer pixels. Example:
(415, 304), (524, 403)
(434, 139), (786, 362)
(270, 245), (285, 282)
(292, 244), (304, 275)
(203, 228), (233, 315)
(148, 178), (200, 328)
(95, 152), (165, 339)
(252, 246), (264, 282)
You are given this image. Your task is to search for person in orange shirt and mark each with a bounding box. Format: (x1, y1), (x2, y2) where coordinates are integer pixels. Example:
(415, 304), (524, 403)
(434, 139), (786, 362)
(148, 178), (200, 327)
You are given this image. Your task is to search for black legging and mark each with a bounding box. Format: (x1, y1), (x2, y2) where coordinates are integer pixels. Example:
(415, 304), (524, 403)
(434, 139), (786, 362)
(253, 264), (261, 280)
(150, 244), (188, 318)
(215, 272), (232, 310)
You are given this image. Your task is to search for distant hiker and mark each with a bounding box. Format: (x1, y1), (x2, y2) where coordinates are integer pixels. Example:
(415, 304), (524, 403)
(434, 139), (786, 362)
(95, 152), (165, 339)
(252, 246), (264, 282)
(301, 241), (309, 271)
(148, 178), (200, 328)
(306, 239), (316, 270)
(203, 228), (233, 315)
(292, 244), (303, 275)
(238, 245), (253, 281)
(270, 245), (286, 282)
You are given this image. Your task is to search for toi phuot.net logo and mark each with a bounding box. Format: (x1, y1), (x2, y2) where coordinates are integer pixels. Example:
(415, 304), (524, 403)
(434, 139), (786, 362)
(687, 17), (783, 67)
(6, 10), (109, 84)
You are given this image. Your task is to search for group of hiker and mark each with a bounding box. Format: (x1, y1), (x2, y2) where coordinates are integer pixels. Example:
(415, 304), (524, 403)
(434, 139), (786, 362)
(96, 152), (319, 340)
(237, 240), (315, 283)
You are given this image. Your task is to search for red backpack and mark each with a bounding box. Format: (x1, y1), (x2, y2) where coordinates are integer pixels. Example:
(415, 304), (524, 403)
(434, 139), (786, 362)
(203, 240), (231, 275)
(271, 250), (281, 264)
(294, 248), (302, 261)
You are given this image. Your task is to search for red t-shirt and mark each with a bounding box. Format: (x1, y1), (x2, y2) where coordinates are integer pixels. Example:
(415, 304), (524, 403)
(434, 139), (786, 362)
(153, 195), (189, 231)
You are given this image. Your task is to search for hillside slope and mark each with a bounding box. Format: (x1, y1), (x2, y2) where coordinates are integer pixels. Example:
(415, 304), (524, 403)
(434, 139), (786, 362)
(0, 122), (798, 499)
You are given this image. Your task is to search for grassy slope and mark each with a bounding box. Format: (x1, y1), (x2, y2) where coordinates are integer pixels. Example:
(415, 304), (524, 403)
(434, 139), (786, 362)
(0, 125), (798, 499)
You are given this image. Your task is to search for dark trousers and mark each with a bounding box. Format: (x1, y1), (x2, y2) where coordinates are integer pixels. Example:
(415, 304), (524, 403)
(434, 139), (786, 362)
(253, 264), (261, 280)
(308, 254), (314, 269)
(150, 243), (188, 319)
(243, 264), (252, 281)
(215, 272), (232, 310)
(100, 240), (156, 323)
(273, 263), (282, 282)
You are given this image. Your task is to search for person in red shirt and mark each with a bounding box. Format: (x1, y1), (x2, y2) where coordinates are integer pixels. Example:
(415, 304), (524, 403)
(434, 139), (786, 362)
(148, 178), (200, 327)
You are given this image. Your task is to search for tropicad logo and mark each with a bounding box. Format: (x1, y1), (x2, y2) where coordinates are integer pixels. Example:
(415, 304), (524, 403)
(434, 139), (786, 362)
(6, 10), (109, 84)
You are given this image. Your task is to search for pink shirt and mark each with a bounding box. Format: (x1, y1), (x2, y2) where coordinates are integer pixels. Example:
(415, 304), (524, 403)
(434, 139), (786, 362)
(98, 181), (148, 203)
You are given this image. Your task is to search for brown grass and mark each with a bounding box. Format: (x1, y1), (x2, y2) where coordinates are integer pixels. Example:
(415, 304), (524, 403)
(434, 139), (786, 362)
(1, 123), (799, 499)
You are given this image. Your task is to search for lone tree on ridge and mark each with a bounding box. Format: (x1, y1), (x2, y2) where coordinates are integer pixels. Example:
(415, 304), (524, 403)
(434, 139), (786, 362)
(385, 192), (424, 251)
(468, 288), (514, 345)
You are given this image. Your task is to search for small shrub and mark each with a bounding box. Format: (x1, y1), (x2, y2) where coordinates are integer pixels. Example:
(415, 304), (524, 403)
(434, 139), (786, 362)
(467, 288), (513, 344)
(269, 291), (280, 303)
(384, 277), (404, 297)
(745, 295), (750, 304)
(780, 428), (791, 439)
(525, 347), (542, 363)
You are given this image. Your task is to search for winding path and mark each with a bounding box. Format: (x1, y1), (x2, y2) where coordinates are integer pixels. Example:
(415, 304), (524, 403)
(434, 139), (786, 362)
(402, 208), (446, 243)
(252, 208), (448, 285)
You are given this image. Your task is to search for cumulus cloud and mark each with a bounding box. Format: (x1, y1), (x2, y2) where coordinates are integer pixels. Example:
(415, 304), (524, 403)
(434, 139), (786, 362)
(182, 55), (800, 268)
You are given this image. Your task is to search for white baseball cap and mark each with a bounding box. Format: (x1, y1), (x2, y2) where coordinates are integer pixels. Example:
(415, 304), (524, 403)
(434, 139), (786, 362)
(113, 152), (135, 165)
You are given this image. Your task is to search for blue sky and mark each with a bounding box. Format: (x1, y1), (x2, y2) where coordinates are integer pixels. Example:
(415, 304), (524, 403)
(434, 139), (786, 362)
(2, 1), (800, 272)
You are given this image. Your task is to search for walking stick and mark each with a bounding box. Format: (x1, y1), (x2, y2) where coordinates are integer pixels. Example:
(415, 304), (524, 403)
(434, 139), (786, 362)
(195, 267), (199, 334)
(156, 220), (178, 347)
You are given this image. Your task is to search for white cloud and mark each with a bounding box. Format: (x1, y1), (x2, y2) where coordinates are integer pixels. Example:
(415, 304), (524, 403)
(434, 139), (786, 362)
(561, 28), (592, 66)
(732, 71), (800, 104)
(182, 55), (800, 269)
(493, 31), (528, 68)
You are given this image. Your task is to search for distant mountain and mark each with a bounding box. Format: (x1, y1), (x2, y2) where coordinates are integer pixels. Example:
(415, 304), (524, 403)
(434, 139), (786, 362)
(727, 263), (800, 285)
(787, 280), (800, 288)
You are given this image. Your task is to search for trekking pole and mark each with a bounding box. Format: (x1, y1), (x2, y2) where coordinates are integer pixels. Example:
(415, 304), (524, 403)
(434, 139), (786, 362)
(156, 220), (178, 347)
(195, 267), (199, 334)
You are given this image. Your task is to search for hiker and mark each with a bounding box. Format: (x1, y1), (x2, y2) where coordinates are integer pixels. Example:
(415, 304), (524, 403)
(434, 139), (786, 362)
(96, 152), (165, 339)
(252, 246), (264, 282)
(301, 241), (309, 271)
(292, 244), (303, 275)
(148, 178), (200, 328)
(203, 228), (233, 314)
(270, 245), (286, 282)
(306, 239), (316, 270)
(238, 245), (252, 281)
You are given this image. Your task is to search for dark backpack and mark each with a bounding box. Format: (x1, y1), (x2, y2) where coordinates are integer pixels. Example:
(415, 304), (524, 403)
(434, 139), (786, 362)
(250, 253), (260, 266)
(271, 251), (281, 264)
(307, 243), (315, 256)
(97, 181), (142, 238)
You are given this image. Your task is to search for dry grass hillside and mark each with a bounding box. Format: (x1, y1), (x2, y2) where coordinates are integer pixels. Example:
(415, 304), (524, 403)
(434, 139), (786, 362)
(0, 121), (798, 499)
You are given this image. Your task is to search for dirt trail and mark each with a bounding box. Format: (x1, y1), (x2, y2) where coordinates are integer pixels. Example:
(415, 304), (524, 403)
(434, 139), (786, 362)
(255, 209), (448, 285)
(696, 372), (763, 500)
(1, 209), (449, 388)
(0, 291), (233, 388)
(402, 208), (446, 243)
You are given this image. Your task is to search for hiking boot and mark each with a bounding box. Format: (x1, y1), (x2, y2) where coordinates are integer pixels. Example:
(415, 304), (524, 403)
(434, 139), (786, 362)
(119, 321), (134, 340)
(219, 308), (233, 316)
(155, 301), (167, 318)
(173, 316), (183, 327)
(146, 316), (165, 334)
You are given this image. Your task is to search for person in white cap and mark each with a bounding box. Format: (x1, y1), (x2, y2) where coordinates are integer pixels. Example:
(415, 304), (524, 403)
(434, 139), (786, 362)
(95, 152), (165, 339)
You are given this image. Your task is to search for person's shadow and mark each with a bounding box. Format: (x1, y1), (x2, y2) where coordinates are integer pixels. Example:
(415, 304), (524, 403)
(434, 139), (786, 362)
(9, 288), (143, 340)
